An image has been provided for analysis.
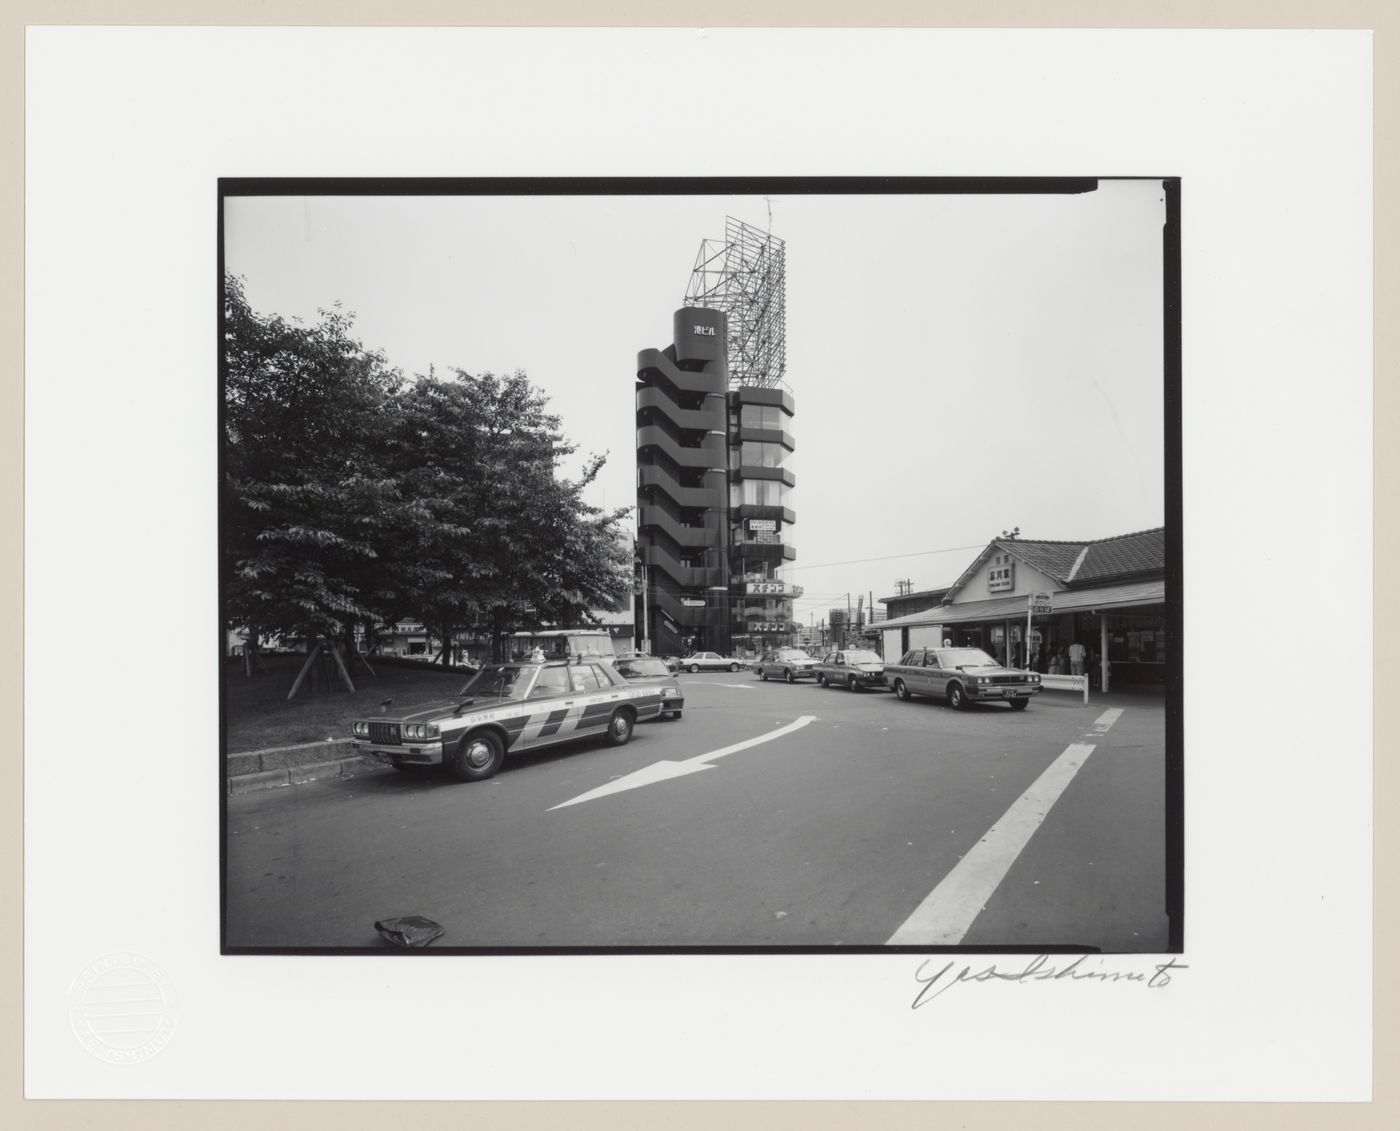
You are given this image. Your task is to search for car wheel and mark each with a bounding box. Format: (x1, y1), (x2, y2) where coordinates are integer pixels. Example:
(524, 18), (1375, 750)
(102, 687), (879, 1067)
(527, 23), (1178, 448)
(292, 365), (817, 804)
(893, 679), (910, 701)
(759, 669), (768, 680)
(665, 710), (682, 720)
(604, 707), (636, 746)
(947, 683), (969, 711)
(729, 662), (740, 672)
(816, 673), (826, 687)
(689, 663), (700, 673)
(450, 729), (505, 781)
(1008, 698), (1029, 711)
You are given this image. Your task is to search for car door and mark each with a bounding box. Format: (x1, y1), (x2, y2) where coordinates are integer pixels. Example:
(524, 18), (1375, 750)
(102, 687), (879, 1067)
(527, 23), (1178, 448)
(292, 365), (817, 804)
(516, 664), (576, 749)
(929, 650), (954, 700)
(567, 663), (619, 736)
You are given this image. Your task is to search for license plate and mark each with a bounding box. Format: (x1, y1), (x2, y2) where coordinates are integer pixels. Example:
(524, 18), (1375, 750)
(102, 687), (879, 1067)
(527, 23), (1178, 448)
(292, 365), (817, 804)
(1003, 690), (1017, 699)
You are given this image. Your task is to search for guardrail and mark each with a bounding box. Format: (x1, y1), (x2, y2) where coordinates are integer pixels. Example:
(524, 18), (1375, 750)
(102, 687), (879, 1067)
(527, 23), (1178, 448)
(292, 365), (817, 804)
(1039, 673), (1089, 706)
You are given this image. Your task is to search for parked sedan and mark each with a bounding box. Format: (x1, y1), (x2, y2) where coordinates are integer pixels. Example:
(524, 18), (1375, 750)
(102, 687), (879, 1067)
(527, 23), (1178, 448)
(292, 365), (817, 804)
(883, 646), (1042, 710)
(813, 648), (887, 691)
(754, 648), (820, 683)
(680, 651), (743, 673)
(611, 656), (686, 719)
(349, 658), (672, 782)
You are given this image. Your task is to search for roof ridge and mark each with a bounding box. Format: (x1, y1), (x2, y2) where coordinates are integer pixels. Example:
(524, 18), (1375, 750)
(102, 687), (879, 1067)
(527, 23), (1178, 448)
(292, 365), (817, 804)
(1007, 526), (1163, 547)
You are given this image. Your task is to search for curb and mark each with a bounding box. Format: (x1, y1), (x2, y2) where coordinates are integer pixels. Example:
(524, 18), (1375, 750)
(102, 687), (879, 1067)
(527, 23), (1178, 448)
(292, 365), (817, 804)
(227, 753), (387, 796)
(227, 739), (357, 778)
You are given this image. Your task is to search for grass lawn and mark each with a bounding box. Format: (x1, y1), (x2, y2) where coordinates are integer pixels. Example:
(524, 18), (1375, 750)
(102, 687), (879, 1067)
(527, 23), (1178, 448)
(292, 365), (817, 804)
(224, 655), (469, 753)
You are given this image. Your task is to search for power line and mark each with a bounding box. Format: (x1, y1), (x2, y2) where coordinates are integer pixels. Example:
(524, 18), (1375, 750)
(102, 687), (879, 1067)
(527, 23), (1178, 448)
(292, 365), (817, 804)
(777, 543), (986, 572)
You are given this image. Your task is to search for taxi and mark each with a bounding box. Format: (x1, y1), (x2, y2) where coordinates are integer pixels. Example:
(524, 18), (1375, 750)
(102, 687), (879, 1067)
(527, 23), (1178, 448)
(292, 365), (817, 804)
(883, 646), (1042, 710)
(350, 658), (679, 782)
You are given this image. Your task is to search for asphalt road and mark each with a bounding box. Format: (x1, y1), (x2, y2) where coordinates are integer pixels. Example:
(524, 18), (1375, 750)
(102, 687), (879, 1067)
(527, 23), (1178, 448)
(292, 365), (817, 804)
(224, 674), (1171, 952)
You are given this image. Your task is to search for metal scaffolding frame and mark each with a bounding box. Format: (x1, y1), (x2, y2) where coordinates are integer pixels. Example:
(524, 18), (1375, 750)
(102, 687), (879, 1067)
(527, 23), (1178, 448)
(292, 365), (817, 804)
(683, 217), (787, 390)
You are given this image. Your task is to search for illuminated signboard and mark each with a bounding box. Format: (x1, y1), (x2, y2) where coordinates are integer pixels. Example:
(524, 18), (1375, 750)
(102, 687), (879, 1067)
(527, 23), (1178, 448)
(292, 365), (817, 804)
(745, 581), (787, 595)
(748, 518), (777, 531)
(681, 598), (706, 607)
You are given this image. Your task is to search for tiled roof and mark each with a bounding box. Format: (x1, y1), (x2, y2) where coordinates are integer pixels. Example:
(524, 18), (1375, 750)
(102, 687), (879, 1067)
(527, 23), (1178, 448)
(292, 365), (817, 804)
(1070, 528), (1165, 584)
(996, 528), (1165, 587)
(1002, 541), (1086, 584)
(942, 528), (1166, 601)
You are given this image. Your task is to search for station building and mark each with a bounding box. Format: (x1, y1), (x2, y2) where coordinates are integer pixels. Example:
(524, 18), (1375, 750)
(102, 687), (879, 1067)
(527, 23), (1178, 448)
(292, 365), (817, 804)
(876, 528), (1167, 693)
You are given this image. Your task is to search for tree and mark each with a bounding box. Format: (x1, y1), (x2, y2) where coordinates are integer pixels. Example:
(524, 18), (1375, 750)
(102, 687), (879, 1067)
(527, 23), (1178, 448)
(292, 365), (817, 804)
(224, 275), (634, 690)
(382, 368), (632, 664)
(223, 274), (404, 685)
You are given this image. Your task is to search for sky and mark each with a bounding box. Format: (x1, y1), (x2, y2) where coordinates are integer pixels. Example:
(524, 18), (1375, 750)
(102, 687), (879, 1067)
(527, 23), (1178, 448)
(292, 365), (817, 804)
(224, 181), (1166, 630)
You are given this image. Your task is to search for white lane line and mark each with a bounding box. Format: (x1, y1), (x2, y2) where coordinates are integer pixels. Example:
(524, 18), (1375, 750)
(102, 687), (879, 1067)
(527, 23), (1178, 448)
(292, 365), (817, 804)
(716, 683), (756, 690)
(886, 708), (1127, 945)
(886, 743), (1098, 946)
(1089, 707), (1123, 735)
(549, 715), (818, 810)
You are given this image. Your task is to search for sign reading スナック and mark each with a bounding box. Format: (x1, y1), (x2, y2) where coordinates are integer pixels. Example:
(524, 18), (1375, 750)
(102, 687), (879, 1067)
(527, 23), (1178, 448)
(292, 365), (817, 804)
(1030, 591), (1053, 615)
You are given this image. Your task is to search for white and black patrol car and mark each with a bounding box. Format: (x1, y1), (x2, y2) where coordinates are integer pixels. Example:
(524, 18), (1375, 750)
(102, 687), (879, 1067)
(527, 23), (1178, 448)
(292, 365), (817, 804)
(350, 658), (683, 782)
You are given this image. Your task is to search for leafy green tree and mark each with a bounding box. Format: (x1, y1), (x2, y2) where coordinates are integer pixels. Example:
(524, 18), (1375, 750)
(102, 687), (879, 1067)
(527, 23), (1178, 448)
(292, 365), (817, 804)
(383, 368), (632, 664)
(225, 275), (633, 687)
(223, 274), (404, 675)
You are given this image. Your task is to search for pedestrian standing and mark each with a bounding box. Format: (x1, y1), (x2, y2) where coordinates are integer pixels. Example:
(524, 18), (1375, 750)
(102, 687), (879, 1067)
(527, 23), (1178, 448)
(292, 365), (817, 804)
(1068, 639), (1087, 676)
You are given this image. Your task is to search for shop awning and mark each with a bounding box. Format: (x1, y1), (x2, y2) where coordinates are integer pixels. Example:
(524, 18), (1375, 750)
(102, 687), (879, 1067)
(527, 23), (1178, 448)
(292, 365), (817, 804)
(874, 579), (1165, 630)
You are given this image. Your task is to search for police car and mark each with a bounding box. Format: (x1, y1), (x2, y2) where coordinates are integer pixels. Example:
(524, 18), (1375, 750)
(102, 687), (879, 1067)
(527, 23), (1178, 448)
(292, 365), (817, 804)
(350, 658), (682, 782)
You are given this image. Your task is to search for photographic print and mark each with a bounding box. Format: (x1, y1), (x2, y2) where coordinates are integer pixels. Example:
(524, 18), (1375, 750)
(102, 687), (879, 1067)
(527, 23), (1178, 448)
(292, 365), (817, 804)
(220, 178), (1181, 954)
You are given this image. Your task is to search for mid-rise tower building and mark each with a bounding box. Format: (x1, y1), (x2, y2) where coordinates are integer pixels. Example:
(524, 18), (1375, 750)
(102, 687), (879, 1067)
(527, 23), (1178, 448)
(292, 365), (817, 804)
(636, 218), (798, 656)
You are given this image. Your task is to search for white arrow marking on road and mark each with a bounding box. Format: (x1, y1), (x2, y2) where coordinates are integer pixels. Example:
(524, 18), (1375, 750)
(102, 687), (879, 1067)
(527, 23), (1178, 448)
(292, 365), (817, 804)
(549, 715), (818, 810)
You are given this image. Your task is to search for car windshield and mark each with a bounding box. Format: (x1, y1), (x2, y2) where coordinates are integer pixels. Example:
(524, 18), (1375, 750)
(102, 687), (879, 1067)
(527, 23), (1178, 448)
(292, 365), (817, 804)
(616, 658), (670, 678)
(456, 664), (531, 700)
(843, 650), (881, 664)
(777, 649), (811, 660)
(936, 648), (1000, 669)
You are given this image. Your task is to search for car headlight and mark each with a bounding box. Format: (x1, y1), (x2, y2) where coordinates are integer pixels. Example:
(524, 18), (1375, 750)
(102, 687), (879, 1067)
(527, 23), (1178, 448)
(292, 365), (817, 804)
(1030, 675), (1040, 683)
(353, 721), (368, 737)
(662, 688), (678, 698)
(404, 723), (438, 740)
